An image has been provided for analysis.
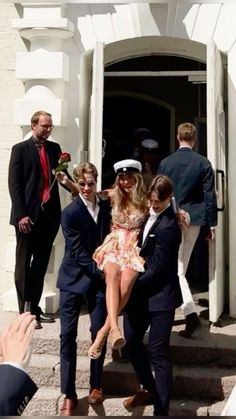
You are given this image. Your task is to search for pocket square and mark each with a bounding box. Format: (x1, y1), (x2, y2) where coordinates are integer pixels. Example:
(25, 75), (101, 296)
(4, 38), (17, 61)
(149, 234), (155, 237)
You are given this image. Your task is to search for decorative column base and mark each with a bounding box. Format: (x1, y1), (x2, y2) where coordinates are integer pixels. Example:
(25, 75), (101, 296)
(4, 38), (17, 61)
(2, 287), (59, 314)
(2, 241), (61, 314)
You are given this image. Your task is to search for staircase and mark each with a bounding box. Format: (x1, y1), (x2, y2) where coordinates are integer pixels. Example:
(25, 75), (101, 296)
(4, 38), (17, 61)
(2, 306), (236, 416)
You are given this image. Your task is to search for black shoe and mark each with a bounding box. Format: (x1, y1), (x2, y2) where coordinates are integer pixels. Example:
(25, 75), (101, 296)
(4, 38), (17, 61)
(179, 312), (201, 338)
(35, 320), (43, 329)
(37, 313), (55, 323)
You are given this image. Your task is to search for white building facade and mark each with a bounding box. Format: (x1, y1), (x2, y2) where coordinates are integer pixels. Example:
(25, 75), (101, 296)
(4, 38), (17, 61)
(1, 1), (236, 323)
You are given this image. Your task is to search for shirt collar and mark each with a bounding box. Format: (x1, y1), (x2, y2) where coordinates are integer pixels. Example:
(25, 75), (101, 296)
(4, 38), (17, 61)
(178, 145), (192, 150)
(79, 193), (99, 209)
(149, 203), (170, 219)
(32, 136), (46, 147)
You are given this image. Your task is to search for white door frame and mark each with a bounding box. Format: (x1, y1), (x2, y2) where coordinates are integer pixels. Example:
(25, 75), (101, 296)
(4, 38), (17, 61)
(79, 36), (227, 322)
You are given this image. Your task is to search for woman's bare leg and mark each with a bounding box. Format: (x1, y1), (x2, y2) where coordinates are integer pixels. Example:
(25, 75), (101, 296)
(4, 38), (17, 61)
(104, 262), (121, 330)
(119, 268), (138, 310)
(88, 262), (121, 358)
(88, 266), (139, 357)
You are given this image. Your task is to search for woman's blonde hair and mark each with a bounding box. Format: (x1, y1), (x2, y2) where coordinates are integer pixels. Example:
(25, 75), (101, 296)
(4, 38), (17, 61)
(110, 172), (147, 212)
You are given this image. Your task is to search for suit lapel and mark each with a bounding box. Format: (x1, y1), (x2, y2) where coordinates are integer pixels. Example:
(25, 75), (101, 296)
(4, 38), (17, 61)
(76, 196), (99, 229)
(28, 137), (41, 164)
(141, 216), (160, 250)
(141, 206), (172, 250)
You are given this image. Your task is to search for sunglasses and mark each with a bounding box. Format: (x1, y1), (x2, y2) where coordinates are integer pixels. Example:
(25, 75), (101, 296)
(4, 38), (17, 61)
(78, 181), (96, 188)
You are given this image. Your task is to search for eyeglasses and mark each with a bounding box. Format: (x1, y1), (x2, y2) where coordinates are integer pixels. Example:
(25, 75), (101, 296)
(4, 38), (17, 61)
(38, 124), (54, 130)
(78, 181), (96, 188)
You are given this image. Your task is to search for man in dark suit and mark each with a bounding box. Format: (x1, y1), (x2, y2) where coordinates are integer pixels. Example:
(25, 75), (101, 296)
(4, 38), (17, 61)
(123, 175), (182, 416)
(0, 312), (38, 416)
(57, 162), (111, 416)
(8, 111), (70, 329)
(158, 122), (218, 337)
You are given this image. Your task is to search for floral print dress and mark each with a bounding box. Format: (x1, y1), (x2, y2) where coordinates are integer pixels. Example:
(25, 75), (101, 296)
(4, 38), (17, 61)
(93, 207), (146, 272)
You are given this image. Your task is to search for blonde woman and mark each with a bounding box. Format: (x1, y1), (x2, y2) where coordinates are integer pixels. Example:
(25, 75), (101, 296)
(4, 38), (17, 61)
(88, 159), (148, 359)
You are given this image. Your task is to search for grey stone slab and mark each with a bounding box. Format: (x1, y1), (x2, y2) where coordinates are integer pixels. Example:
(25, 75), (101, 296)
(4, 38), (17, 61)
(23, 387), (219, 417)
(173, 366), (236, 399)
(23, 387), (61, 416)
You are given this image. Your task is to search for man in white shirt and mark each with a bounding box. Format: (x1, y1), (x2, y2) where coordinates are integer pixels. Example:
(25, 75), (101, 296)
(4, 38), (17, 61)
(158, 122), (217, 337)
(123, 174), (182, 416)
(56, 162), (111, 415)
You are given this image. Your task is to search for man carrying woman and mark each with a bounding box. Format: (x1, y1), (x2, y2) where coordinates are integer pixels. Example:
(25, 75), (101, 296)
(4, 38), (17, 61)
(57, 162), (111, 415)
(123, 174), (182, 416)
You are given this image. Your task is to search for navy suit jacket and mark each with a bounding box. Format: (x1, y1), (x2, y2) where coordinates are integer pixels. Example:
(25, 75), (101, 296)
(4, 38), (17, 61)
(0, 364), (37, 416)
(158, 147), (218, 227)
(135, 206), (182, 312)
(57, 196), (111, 294)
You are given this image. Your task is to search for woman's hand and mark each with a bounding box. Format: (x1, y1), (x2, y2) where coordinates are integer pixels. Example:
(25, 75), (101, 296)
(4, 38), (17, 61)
(176, 209), (190, 227)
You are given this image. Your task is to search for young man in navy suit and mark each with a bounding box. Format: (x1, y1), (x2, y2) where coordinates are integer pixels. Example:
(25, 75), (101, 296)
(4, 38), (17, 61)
(158, 122), (217, 337)
(0, 312), (37, 416)
(123, 175), (182, 416)
(57, 162), (111, 415)
(8, 111), (71, 329)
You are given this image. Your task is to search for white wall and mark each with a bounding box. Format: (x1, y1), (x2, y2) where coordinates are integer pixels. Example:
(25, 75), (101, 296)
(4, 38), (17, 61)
(0, 4), (27, 295)
(2, 2), (236, 315)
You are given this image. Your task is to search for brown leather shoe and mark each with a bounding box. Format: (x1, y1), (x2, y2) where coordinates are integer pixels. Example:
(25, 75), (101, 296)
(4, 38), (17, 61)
(123, 389), (153, 409)
(88, 389), (104, 404)
(35, 320), (42, 329)
(60, 398), (77, 416)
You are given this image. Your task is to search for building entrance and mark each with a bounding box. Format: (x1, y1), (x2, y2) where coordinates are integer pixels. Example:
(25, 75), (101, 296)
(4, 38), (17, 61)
(102, 53), (208, 294)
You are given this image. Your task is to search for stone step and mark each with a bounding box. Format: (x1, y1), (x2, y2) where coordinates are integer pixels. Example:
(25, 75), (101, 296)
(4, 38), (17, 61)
(23, 386), (226, 416)
(27, 354), (236, 400)
(30, 311), (236, 367)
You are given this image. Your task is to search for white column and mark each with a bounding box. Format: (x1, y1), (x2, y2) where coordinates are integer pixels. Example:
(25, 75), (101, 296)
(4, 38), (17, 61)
(3, 3), (74, 313)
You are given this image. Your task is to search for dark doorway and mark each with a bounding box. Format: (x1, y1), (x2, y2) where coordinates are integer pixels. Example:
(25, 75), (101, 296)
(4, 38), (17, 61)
(102, 95), (170, 189)
(102, 54), (208, 294)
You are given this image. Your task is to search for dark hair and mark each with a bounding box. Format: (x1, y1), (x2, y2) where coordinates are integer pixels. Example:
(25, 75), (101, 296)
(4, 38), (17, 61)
(147, 174), (173, 201)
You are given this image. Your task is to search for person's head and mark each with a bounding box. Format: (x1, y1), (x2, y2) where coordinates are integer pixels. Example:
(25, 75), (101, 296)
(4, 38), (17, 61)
(31, 111), (53, 142)
(140, 138), (159, 174)
(147, 174), (173, 213)
(73, 162), (98, 203)
(177, 122), (197, 147)
(112, 159), (147, 210)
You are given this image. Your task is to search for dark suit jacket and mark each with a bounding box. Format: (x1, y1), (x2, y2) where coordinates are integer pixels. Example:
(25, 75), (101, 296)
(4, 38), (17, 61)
(0, 364), (37, 416)
(136, 206), (182, 312)
(8, 136), (63, 226)
(57, 196), (111, 294)
(158, 147), (218, 227)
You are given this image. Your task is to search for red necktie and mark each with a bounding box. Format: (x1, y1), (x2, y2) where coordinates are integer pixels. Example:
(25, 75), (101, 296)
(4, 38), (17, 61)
(39, 143), (50, 203)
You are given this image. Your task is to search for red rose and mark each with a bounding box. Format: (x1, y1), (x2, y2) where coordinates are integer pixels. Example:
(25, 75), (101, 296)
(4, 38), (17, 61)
(53, 151), (71, 175)
(59, 152), (71, 164)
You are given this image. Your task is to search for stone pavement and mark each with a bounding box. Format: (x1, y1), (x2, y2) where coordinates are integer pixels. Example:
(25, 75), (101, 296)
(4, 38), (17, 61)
(1, 302), (236, 416)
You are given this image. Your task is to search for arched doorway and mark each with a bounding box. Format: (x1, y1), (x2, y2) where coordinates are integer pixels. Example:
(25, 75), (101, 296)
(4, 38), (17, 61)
(79, 36), (226, 323)
(102, 53), (207, 294)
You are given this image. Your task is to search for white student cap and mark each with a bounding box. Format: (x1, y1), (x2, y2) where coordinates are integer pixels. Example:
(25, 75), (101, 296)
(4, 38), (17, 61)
(113, 159), (142, 174)
(141, 139), (159, 150)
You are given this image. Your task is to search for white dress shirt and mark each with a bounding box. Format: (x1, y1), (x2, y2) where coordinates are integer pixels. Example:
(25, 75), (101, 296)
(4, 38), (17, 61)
(79, 194), (100, 223)
(142, 204), (170, 245)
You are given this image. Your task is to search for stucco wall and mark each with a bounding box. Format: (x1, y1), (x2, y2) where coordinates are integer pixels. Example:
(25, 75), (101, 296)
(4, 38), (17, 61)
(0, 4), (27, 296)
(1, 2), (236, 316)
